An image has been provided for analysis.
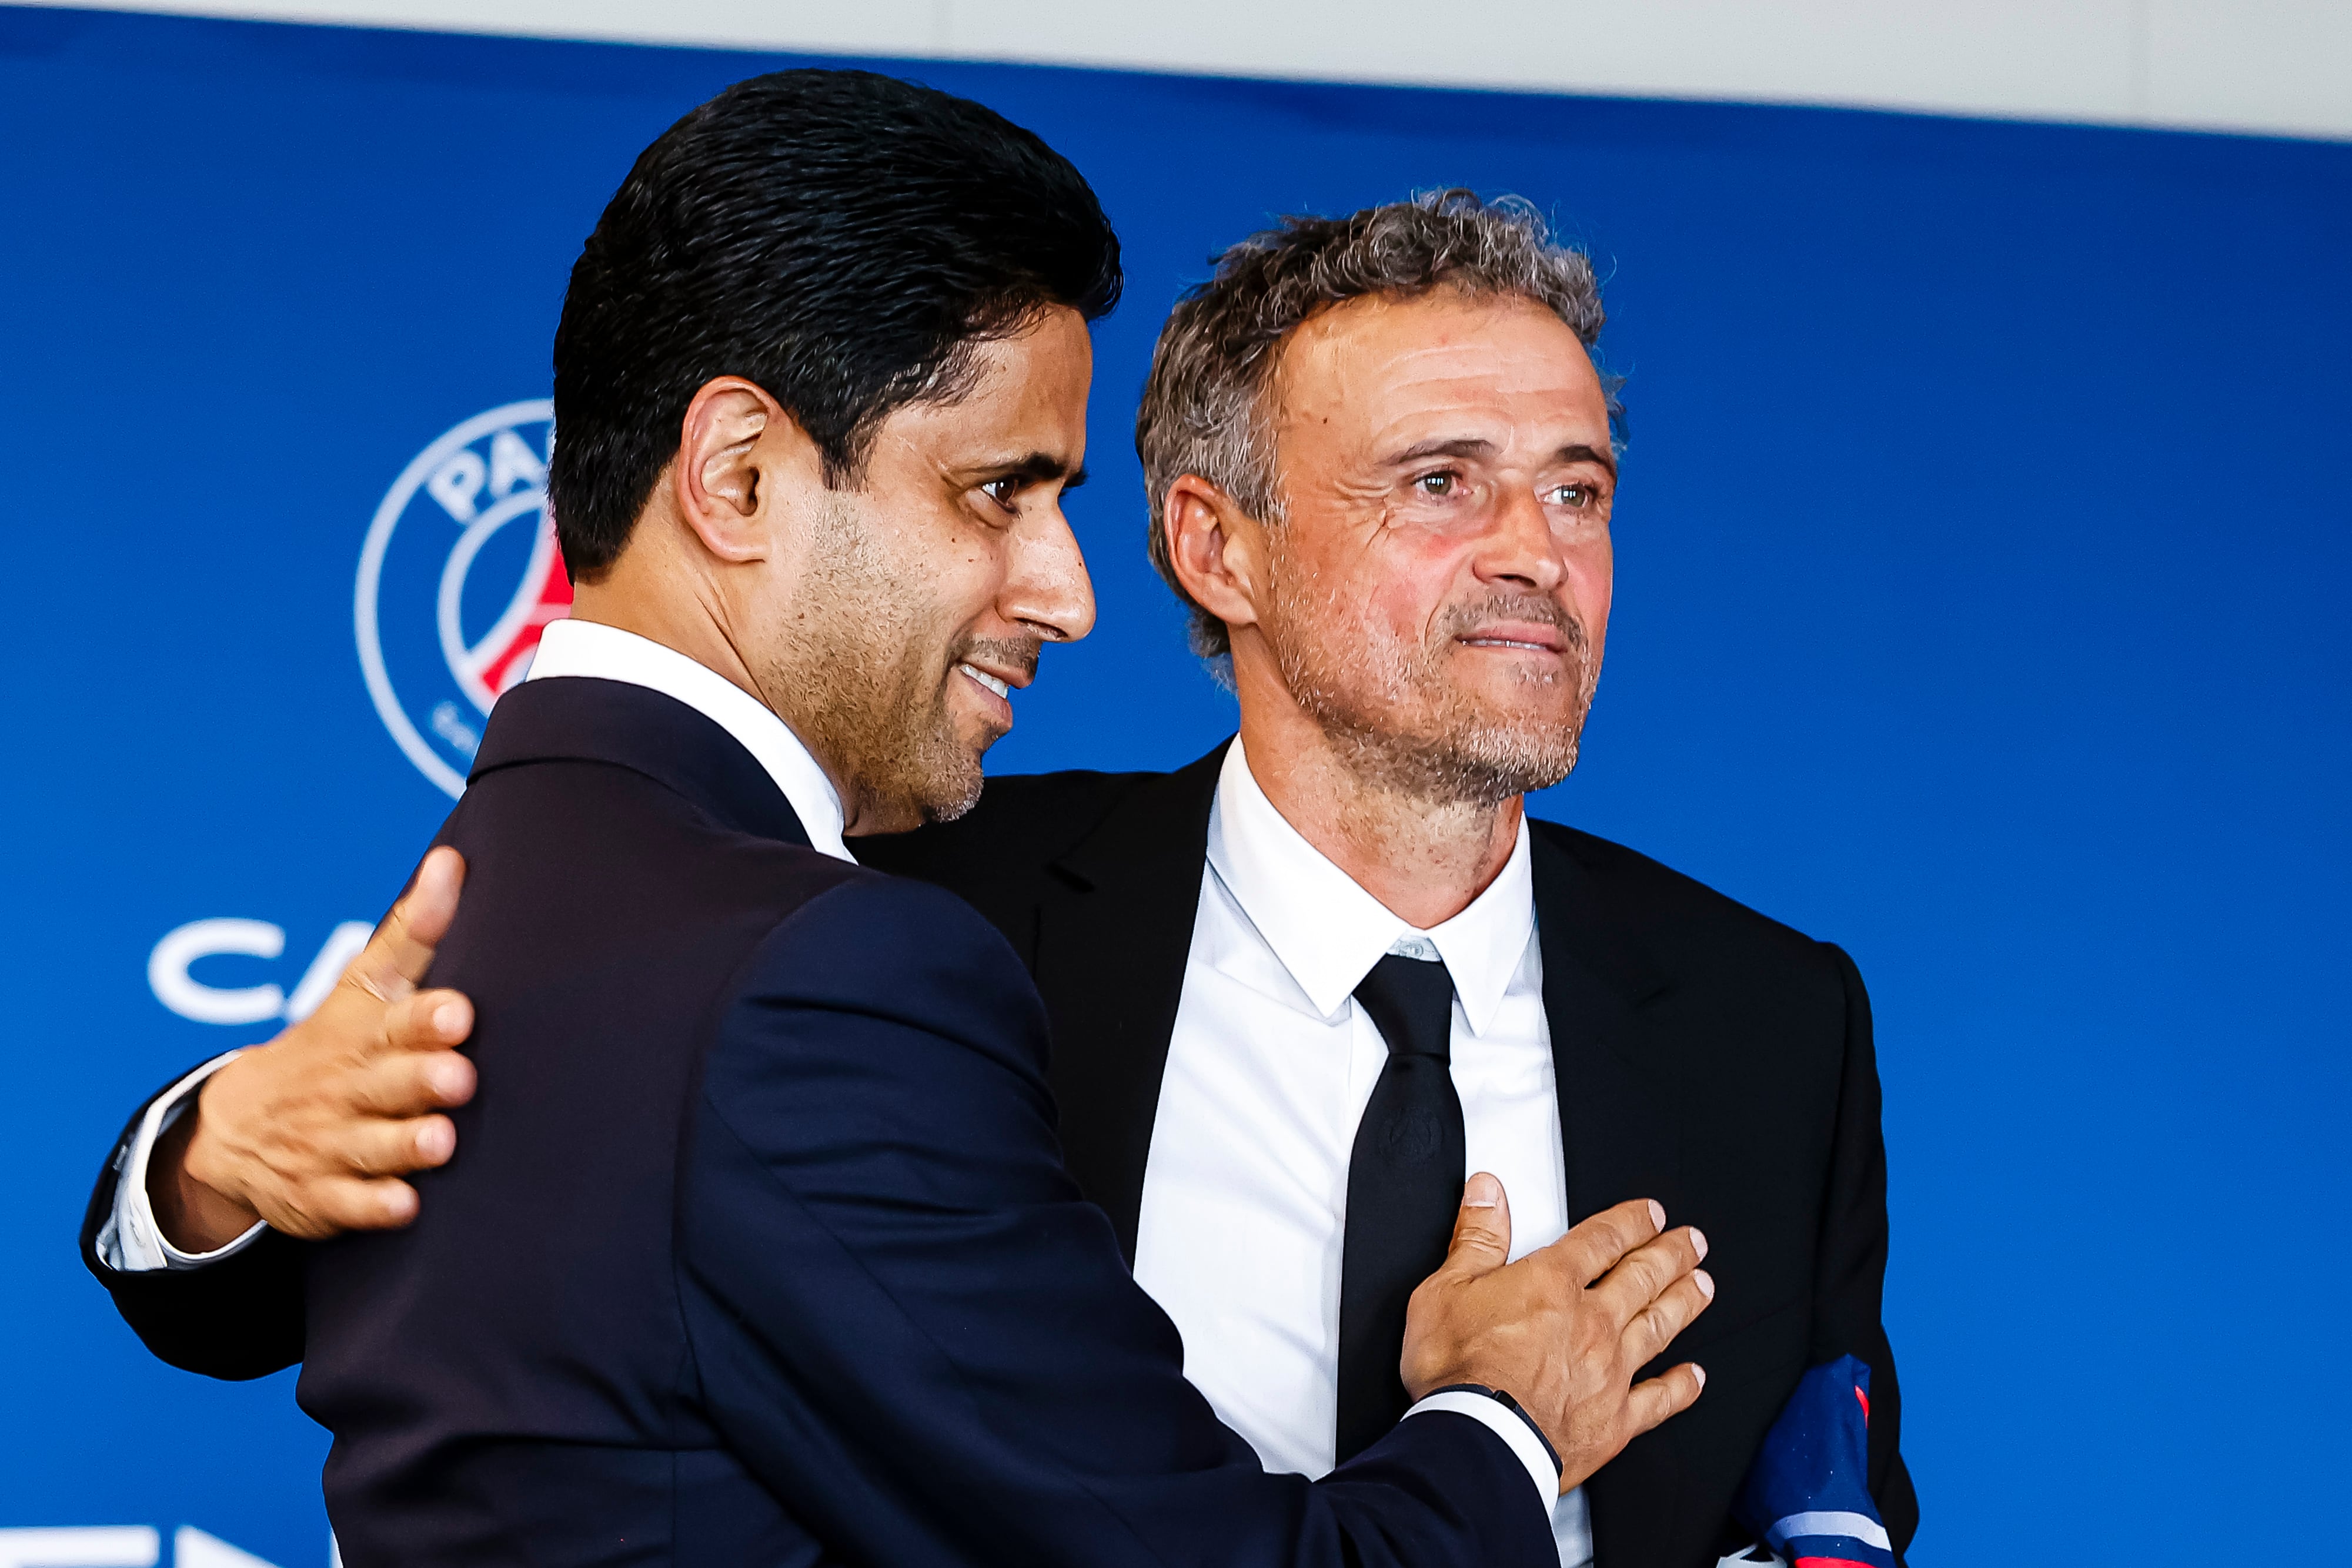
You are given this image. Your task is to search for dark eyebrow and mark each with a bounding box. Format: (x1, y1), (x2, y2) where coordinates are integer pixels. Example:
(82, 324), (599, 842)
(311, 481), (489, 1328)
(1555, 443), (1619, 481)
(986, 452), (1087, 490)
(1385, 436), (1618, 482)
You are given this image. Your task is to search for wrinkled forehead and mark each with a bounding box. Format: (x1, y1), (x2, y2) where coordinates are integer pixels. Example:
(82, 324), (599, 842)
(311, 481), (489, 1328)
(1268, 290), (1609, 456)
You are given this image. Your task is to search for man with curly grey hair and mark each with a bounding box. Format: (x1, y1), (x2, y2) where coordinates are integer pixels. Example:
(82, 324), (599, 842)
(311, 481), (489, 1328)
(1037, 189), (1913, 1559)
(95, 188), (1913, 1566)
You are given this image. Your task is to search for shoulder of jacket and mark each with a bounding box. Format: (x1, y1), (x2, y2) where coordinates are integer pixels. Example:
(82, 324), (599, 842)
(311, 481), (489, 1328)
(1526, 815), (1846, 975)
(737, 870), (1032, 998)
(854, 768), (1172, 881)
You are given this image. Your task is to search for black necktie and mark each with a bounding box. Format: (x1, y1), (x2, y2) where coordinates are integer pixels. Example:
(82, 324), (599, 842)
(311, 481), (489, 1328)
(1335, 951), (1466, 1465)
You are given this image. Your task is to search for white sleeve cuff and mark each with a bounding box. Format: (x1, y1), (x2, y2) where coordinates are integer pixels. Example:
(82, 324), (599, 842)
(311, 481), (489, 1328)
(1403, 1388), (1558, 1511)
(95, 1051), (268, 1272)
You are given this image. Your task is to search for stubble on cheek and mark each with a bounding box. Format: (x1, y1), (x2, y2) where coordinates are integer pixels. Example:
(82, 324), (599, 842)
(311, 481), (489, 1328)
(760, 498), (984, 829)
(1261, 530), (1599, 806)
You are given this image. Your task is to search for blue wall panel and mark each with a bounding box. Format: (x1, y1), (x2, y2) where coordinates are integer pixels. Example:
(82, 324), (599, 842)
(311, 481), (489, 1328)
(2, 8), (2346, 1561)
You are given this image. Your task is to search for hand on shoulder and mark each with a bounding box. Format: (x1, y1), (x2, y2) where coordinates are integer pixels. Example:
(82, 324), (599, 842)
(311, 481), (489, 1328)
(156, 847), (479, 1248)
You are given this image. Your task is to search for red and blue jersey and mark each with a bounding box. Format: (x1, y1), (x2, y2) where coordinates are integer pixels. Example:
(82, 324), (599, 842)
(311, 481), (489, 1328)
(1732, 1355), (1895, 1568)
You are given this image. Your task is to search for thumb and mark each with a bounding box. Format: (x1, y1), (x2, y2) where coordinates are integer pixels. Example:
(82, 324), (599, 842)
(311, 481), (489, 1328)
(1438, 1171), (1513, 1280)
(395, 846), (467, 954)
(345, 847), (468, 1004)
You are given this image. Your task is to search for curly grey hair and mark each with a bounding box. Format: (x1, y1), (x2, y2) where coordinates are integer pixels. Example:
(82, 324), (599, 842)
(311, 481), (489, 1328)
(1135, 189), (1616, 664)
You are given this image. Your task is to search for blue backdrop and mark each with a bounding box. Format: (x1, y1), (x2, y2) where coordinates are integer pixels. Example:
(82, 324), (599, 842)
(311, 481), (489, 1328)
(3, 8), (2346, 1562)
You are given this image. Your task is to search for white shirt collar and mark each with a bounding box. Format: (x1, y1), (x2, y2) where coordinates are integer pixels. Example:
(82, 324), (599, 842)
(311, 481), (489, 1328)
(1204, 738), (1536, 1036)
(522, 618), (851, 862)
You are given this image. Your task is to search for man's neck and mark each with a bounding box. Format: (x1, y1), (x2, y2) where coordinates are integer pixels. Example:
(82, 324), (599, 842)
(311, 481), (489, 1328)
(570, 581), (760, 702)
(568, 570), (871, 832)
(1234, 689), (1523, 931)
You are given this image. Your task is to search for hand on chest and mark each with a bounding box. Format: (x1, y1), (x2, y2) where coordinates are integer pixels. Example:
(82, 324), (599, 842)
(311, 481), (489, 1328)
(1131, 901), (1569, 1476)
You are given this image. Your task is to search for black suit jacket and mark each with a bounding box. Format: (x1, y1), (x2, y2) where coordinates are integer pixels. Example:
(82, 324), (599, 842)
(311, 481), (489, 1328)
(855, 742), (1919, 1566)
(83, 726), (1915, 1566)
(83, 687), (1557, 1568)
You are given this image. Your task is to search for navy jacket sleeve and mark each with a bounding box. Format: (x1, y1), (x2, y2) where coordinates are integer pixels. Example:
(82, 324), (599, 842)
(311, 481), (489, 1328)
(1811, 942), (1919, 1559)
(679, 874), (1556, 1568)
(79, 1072), (307, 1380)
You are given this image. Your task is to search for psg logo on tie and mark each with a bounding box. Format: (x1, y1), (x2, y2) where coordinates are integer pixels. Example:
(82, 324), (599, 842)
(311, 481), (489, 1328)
(355, 400), (570, 798)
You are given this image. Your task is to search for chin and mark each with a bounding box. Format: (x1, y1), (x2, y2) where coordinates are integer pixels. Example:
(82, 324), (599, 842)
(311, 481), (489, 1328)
(914, 739), (992, 825)
(1422, 701), (1588, 798)
(917, 769), (987, 824)
(873, 699), (1000, 830)
(922, 788), (984, 825)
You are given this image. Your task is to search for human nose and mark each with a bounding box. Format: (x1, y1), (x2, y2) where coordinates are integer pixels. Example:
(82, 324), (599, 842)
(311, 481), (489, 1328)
(1003, 502), (1097, 644)
(1472, 486), (1568, 596)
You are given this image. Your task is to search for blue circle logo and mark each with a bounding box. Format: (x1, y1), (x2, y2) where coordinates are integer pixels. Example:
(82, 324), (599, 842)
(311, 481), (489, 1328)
(355, 401), (566, 797)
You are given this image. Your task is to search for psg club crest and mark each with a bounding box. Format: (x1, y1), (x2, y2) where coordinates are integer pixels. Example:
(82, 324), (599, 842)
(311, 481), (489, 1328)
(355, 400), (569, 797)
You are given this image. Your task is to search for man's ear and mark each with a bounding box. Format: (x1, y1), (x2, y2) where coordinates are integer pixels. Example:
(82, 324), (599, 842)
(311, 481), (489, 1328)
(1163, 473), (1266, 635)
(671, 376), (804, 564)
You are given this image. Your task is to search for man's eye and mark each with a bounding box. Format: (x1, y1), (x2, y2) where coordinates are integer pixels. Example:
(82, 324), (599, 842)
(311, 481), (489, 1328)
(1414, 472), (1458, 497)
(981, 477), (1021, 509)
(1548, 483), (1595, 508)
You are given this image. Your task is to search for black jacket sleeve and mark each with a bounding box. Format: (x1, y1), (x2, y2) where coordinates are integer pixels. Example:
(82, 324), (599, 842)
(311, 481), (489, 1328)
(1811, 942), (1920, 1559)
(679, 874), (1558, 1568)
(79, 1071), (308, 1379)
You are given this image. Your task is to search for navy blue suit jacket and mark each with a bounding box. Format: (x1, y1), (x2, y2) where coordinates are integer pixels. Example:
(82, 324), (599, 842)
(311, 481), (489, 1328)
(258, 677), (1552, 1567)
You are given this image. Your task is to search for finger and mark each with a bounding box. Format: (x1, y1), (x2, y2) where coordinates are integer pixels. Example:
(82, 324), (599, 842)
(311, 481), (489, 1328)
(348, 1045), (473, 1119)
(343, 848), (469, 1003)
(383, 988), (476, 1059)
(1429, 1171), (1514, 1282)
(1619, 1268), (1715, 1367)
(328, 1114), (460, 1179)
(261, 1175), (422, 1240)
(350, 1047), (476, 1122)
(1589, 1225), (1706, 1324)
(1622, 1362), (1706, 1436)
(1546, 1196), (1667, 1287)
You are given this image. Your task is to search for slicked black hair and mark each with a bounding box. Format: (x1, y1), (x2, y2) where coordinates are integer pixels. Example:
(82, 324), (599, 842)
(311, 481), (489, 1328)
(548, 69), (1122, 578)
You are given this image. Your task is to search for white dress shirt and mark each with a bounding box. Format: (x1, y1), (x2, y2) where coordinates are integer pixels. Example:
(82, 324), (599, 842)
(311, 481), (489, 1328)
(1134, 740), (1592, 1566)
(100, 618), (852, 1272)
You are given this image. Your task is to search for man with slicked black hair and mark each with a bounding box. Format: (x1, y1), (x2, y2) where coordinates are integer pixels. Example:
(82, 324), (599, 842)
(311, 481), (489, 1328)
(546, 68), (1124, 581)
(82, 73), (1719, 1568)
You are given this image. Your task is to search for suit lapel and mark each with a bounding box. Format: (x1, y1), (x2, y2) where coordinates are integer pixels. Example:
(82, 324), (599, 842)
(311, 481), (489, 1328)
(1532, 825), (1679, 1224)
(1531, 823), (1685, 1563)
(1033, 742), (1229, 1262)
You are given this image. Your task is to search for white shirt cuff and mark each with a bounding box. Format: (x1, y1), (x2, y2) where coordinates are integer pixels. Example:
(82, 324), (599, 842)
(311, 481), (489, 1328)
(1403, 1388), (1559, 1510)
(95, 1051), (268, 1272)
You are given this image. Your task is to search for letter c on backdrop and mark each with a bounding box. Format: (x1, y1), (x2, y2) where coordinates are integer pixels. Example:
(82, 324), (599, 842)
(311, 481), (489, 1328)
(147, 919), (286, 1026)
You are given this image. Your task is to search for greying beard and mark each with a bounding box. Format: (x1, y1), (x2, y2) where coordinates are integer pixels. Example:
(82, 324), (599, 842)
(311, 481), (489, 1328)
(1269, 578), (1599, 809)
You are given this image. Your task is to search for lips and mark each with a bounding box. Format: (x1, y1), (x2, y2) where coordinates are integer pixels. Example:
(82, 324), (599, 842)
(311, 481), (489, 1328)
(1456, 623), (1568, 654)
